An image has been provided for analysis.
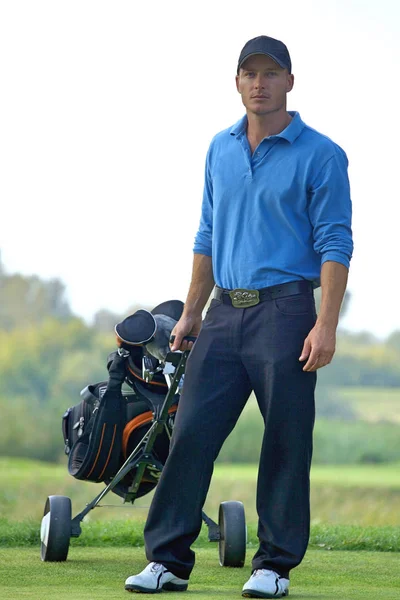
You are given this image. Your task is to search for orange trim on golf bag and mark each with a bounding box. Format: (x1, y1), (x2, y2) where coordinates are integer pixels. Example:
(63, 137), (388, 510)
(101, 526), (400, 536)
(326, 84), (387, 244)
(86, 423), (107, 478)
(98, 424), (117, 481)
(122, 405), (178, 459)
(85, 423), (118, 481)
(127, 364), (168, 388)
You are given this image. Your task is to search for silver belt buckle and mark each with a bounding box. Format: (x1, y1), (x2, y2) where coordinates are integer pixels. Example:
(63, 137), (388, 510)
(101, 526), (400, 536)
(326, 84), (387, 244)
(229, 288), (260, 308)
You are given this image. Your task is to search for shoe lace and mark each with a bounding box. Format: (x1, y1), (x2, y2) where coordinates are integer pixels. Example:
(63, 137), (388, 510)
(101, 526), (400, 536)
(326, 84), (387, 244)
(253, 569), (275, 578)
(149, 562), (164, 574)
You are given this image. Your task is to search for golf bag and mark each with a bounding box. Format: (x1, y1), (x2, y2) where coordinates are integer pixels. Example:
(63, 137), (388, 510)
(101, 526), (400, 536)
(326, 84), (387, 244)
(62, 352), (126, 483)
(61, 300), (184, 491)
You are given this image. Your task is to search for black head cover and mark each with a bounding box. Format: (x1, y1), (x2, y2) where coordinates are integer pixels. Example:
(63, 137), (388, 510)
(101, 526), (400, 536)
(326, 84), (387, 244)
(115, 309), (156, 347)
(114, 301), (184, 354)
(151, 300), (184, 321)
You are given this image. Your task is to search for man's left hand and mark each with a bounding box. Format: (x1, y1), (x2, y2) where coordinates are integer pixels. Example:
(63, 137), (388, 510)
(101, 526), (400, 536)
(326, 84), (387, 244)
(299, 323), (336, 372)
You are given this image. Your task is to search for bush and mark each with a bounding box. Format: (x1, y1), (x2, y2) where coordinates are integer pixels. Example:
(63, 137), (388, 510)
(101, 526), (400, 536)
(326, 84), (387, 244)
(312, 419), (400, 464)
(216, 402), (400, 465)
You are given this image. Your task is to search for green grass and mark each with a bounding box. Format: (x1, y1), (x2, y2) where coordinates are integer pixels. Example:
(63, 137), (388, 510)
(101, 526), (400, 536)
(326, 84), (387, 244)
(217, 392), (400, 464)
(1, 518), (400, 552)
(1, 458), (399, 597)
(208, 463), (400, 526)
(0, 547), (399, 600)
(212, 462), (400, 487)
(2, 458), (400, 526)
(335, 386), (400, 423)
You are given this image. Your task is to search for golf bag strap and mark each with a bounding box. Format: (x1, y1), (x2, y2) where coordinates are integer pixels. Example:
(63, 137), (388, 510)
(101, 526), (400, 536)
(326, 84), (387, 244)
(68, 352), (127, 482)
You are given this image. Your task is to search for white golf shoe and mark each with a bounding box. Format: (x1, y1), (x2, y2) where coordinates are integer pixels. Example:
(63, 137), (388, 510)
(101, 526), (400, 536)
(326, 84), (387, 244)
(242, 569), (289, 598)
(125, 562), (189, 593)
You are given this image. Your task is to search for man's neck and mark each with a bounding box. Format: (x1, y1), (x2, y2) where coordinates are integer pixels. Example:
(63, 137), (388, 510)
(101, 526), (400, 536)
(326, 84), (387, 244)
(246, 110), (292, 152)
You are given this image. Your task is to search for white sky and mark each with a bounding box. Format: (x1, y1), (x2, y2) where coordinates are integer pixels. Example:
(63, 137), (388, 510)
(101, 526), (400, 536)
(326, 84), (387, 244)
(1, 0), (399, 338)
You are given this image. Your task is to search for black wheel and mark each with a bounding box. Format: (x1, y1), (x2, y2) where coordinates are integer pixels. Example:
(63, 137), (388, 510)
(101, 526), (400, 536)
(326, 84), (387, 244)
(218, 500), (246, 567)
(40, 495), (71, 562)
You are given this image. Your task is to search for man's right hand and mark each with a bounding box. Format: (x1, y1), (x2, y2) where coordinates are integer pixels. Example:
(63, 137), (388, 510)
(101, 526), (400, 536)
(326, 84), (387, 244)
(170, 315), (202, 352)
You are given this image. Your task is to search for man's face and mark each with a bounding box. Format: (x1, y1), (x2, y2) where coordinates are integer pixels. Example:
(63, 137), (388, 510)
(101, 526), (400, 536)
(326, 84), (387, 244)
(236, 54), (294, 116)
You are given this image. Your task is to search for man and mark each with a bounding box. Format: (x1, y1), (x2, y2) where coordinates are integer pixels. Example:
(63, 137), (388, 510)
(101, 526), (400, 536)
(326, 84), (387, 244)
(125, 35), (353, 598)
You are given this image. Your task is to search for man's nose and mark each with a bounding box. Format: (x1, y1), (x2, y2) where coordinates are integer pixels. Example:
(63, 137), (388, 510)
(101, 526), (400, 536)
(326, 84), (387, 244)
(254, 74), (265, 88)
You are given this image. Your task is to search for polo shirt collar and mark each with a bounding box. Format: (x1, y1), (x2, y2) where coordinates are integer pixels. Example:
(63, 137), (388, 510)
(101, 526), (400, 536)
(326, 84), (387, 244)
(230, 111), (305, 144)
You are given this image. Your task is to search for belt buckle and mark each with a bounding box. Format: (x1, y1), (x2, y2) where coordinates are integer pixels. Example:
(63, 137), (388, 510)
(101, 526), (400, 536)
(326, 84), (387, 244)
(229, 288), (260, 308)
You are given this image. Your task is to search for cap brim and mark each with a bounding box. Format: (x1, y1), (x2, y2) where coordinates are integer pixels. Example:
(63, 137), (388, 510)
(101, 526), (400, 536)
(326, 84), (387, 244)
(238, 52), (286, 71)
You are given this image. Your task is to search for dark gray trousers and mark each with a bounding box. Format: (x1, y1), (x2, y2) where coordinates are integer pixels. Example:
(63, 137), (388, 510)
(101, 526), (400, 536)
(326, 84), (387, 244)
(144, 290), (317, 580)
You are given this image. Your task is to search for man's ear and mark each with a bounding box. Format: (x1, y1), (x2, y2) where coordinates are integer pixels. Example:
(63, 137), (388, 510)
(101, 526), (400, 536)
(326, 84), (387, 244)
(287, 73), (294, 93)
(236, 74), (240, 93)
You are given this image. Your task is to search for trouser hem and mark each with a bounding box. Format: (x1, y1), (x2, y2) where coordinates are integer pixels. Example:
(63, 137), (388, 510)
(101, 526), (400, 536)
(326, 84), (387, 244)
(251, 565), (290, 579)
(160, 562), (191, 581)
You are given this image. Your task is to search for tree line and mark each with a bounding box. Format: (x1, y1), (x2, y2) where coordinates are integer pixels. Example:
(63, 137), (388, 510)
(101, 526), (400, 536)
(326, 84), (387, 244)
(1, 253), (400, 463)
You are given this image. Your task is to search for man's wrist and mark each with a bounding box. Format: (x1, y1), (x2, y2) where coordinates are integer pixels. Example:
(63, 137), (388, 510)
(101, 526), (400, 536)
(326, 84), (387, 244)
(182, 310), (203, 321)
(315, 315), (338, 331)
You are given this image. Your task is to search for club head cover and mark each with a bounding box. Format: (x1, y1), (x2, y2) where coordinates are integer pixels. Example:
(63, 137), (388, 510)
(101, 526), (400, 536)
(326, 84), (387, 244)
(114, 309), (157, 350)
(146, 314), (178, 362)
(151, 300), (184, 322)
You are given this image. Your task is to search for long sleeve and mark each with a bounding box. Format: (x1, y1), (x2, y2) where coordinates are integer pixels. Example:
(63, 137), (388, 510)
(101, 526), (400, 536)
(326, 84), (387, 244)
(193, 147), (213, 257)
(308, 148), (353, 268)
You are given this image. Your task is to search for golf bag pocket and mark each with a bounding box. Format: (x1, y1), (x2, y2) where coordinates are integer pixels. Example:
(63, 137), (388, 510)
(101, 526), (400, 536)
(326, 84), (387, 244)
(63, 353), (127, 483)
(62, 382), (107, 456)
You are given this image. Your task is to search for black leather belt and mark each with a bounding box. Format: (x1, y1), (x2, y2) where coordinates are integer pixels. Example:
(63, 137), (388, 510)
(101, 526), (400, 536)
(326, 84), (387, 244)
(214, 281), (313, 308)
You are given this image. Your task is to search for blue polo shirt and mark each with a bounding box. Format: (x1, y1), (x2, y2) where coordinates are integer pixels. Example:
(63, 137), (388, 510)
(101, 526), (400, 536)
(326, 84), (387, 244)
(193, 111), (353, 289)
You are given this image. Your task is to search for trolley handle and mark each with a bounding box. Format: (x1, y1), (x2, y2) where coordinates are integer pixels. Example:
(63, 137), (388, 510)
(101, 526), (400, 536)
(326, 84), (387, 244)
(169, 335), (198, 345)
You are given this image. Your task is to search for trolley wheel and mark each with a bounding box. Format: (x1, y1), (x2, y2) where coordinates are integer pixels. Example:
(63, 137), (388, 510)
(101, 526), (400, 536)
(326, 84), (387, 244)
(40, 495), (71, 562)
(218, 500), (246, 567)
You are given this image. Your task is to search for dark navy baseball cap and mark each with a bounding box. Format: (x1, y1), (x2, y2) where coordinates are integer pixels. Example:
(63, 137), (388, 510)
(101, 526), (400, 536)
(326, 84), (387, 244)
(237, 35), (292, 74)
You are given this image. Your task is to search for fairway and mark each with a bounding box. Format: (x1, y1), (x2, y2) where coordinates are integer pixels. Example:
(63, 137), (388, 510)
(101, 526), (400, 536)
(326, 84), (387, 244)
(334, 387), (400, 423)
(0, 547), (399, 600)
(2, 458), (400, 526)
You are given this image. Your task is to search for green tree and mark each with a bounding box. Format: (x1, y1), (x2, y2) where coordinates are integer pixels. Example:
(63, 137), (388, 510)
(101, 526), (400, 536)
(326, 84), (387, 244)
(387, 330), (400, 353)
(0, 318), (101, 402)
(0, 270), (72, 330)
(93, 308), (122, 333)
(0, 319), (114, 462)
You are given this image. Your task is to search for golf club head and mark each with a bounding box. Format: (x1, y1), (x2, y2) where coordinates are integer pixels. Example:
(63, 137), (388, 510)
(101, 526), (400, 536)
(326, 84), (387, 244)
(146, 314), (177, 362)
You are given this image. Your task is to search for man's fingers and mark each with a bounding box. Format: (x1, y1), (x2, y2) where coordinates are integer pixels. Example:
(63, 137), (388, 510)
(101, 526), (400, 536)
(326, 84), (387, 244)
(302, 352), (319, 371)
(303, 351), (333, 372)
(179, 339), (195, 352)
(170, 316), (201, 352)
(170, 330), (183, 352)
(303, 360), (318, 372)
(299, 337), (311, 362)
(300, 325), (336, 372)
(302, 343), (323, 370)
(171, 339), (183, 352)
(170, 332), (196, 352)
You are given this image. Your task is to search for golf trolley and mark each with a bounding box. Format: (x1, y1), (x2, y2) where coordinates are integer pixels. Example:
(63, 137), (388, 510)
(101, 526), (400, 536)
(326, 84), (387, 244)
(40, 301), (247, 568)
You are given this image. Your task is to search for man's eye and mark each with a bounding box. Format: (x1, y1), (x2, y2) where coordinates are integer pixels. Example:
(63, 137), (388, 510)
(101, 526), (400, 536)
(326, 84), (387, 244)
(267, 71), (278, 77)
(246, 72), (255, 77)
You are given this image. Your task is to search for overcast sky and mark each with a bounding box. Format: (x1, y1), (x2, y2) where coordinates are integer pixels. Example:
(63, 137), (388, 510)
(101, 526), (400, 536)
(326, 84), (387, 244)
(1, 0), (399, 338)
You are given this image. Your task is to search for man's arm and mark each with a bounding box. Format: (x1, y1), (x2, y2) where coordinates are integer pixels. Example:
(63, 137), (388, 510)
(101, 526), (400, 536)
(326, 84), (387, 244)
(299, 260), (348, 371)
(170, 253), (215, 351)
(172, 144), (215, 351)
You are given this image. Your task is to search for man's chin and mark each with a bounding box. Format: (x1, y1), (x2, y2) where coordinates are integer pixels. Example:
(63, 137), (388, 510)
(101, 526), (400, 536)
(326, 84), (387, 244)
(247, 103), (283, 117)
(250, 107), (277, 116)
